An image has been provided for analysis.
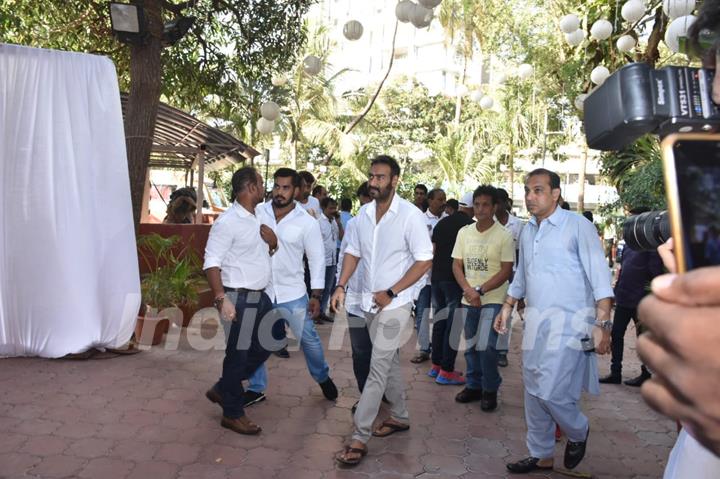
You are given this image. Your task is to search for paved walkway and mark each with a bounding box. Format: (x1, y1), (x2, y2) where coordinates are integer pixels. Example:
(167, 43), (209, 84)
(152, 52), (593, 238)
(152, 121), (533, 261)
(0, 312), (675, 479)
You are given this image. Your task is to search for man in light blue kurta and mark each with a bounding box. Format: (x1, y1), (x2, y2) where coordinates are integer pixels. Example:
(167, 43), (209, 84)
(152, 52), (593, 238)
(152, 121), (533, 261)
(495, 169), (613, 474)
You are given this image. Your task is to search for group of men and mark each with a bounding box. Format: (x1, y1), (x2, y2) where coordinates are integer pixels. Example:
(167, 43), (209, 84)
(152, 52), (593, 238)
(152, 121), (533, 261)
(201, 155), (624, 474)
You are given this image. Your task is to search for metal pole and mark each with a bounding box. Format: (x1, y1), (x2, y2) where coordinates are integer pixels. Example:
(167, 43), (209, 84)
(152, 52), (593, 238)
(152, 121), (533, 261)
(195, 145), (206, 224)
(541, 108), (549, 167)
(264, 148), (270, 195)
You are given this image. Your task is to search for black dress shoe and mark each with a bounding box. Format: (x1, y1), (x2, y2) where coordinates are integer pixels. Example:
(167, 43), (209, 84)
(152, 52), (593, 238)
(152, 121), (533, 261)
(624, 370), (651, 387)
(506, 457), (553, 474)
(564, 426), (589, 469)
(455, 387), (483, 403)
(320, 377), (338, 400)
(497, 353), (509, 367)
(599, 374), (621, 384)
(480, 391), (498, 412)
(274, 347), (290, 358)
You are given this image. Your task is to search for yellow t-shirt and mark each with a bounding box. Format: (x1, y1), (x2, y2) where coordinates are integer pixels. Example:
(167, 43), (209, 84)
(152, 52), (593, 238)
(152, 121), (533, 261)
(451, 221), (514, 306)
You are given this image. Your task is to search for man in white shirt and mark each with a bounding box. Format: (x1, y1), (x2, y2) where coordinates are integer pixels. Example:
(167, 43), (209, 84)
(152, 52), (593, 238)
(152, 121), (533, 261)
(318, 197), (343, 320)
(296, 171), (321, 219)
(203, 166), (278, 436)
(244, 168), (338, 406)
(331, 156), (433, 466)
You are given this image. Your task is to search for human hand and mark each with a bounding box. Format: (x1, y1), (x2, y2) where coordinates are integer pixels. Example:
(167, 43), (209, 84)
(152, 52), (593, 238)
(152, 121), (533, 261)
(637, 265), (720, 456)
(220, 297), (236, 322)
(372, 290), (392, 310)
(595, 329), (611, 355)
(494, 303), (513, 334)
(657, 237), (677, 274)
(308, 296), (321, 319)
(330, 287), (345, 313)
(260, 224), (278, 249)
(463, 287), (481, 307)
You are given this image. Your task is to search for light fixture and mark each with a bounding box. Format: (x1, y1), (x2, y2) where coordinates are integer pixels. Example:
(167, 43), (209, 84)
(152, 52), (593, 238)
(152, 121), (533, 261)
(395, 0), (414, 23)
(109, 2), (147, 44)
(616, 34), (637, 52)
(517, 63), (534, 80)
(257, 117), (275, 135)
(479, 96), (494, 109)
(665, 14), (697, 52)
(590, 65), (610, 85)
(470, 90), (483, 102)
(574, 94), (587, 111)
(303, 55), (322, 76)
(261, 101), (280, 121)
(663, 0), (696, 20)
(410, 3), (433, 28)
(559, 14), (581, 34)
(621, 0), (645, 24)
(343, 20), (364, 41)
(418, 0), (442, 8)
(590, 20), (613, 41)
(565, 29), (585, 46)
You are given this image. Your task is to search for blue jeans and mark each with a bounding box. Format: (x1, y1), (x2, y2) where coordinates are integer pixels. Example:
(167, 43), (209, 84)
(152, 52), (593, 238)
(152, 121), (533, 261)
(463, 303), (502, 392)
(431, 281), (463, 371)
(414, 284), (432, 353)
(320, 264), (337, 315)
(214, 290), (273, 418)
(348, 312), (372, 392)
(248, 295), (330, 392)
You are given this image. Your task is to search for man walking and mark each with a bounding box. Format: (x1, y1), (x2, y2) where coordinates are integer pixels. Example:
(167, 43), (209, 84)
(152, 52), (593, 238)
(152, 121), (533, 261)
(318, 197), (343, 321)
(203, 166), (277, 435)
(243, 168), (338, 405)
(331, 156), (433, 466)
(495, 168), (613, 473)
(452, 186), (514, 407)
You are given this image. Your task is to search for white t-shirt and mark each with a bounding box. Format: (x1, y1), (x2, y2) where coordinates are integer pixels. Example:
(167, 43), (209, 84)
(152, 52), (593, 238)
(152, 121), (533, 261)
(298, 196), (321, 219)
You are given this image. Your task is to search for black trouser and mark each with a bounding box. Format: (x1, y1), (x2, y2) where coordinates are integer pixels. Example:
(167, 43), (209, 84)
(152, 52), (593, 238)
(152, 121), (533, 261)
(610, 304), (646, 376)
(348, 312), (372, 392)
(216, 290), (273, 418)
(430, 281), (463, 372)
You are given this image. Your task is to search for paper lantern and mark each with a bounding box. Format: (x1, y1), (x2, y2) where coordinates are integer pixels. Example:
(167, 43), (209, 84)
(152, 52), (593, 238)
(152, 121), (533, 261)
(456, 84), (468, 97)
(621, 0), (646, 23)
(410, 3), (433, 28)
(574, 94), (588, 111)
(395, 0), (414, 23)
(559, 14), (581, 34)
(479, 96), (494, 109)
(260, 101), (280, 121)
(495, 71), (509, 84)
(343, 20), (363, 41)
(590, 20), (613, 41)
(303, 55), (322, 76)
(271, 75), (287, 87)
(665, 14), (696, 52)
(517, 63), (534, 80)
(590, 66), (611, 86)
(663, 0), (695, 20)
(257, 117), (275, 135)
(616, 35), (637, 52)
(565, 29), (586, 46)
(418, 0), (442, 8)
(470, 90), (483, 102)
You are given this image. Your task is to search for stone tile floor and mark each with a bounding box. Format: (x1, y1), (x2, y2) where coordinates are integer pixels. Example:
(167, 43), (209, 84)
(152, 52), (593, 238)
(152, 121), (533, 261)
(0, 313), (675, 478)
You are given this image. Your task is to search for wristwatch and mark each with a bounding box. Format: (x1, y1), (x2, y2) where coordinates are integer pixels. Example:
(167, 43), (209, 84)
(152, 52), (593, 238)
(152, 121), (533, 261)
(386, 288), (397, 298)
(594, 319), (613, 331)
(213, 296), (225, 310)
(474, 286), (485, 296)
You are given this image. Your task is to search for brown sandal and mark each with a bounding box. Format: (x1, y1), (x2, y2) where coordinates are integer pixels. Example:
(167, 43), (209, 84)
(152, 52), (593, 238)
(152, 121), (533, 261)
(335, 444), (368, 466)
(372, 419), (410, 437)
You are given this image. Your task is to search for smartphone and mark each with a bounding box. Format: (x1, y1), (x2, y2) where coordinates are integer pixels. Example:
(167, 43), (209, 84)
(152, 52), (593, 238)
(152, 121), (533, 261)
(661, 133), (720, 272)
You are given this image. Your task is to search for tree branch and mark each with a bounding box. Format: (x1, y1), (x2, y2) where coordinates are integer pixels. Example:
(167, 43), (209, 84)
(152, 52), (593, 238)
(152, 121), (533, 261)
(160, 1), (192, 15)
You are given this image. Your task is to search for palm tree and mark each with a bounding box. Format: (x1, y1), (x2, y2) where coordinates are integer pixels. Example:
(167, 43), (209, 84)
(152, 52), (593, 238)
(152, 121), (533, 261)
(431, 123), (494, 194)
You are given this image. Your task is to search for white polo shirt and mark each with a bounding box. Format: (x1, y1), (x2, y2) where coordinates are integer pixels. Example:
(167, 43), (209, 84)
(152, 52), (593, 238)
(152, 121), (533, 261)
(422, 209), (447, 286)
(344, 193), (434, 312)
(337, 217), (364, 318)
(203, 201), (271, 290)
(318, 213), (339, 266)
(256, 201), (325, 304)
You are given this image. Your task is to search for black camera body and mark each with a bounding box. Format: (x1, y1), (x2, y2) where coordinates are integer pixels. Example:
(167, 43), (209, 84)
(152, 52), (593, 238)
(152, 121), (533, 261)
(584, 63), (720, 151)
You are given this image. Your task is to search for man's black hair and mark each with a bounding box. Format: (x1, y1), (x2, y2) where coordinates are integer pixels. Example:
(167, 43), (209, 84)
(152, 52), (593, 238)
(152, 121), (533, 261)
(414, 183), (428, 194)
(356, 181), (370, 198)
(560, 201), (571, 210)
(473, 185), (498, 204)
(320, 196), (337, 209)
(340, 197), (352, 211)
(496, 188), (510, 202)
(526, 168), (561, 190)
(298, 170), (316, 185)
(231, 166), (258, 198)
(427, 188), (444, 200)
(274, 167), (300, 187)
(169, 186), (197, 203)
(582, 210), (594, 222)
(446, 198), (459, 211)
(370, 155), (401, 178)
(312, 185), (326, 196)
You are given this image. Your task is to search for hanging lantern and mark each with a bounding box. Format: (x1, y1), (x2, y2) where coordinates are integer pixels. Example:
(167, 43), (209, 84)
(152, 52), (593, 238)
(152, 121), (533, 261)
(616, 34), (637, 52)
(418, 0), (442, 8)
(495, 71), (509, 84)
(663, 0), (696, 20)
(590, 66), (611, 86)
(303, 55), (322, 76)
(590, 20), (613, 41)
(479, 96), (494, 110)
(260, 101), (280, 121)
(665, 14), (696, 52)
(559, 14), (581, 34)
(395, 0), (414, 23)
(257, 117), (275, 135)
(574, 94), (588, 111)
(456, 84), (469, 97)
(565, 29), (586, 46)
(410, 3), (433, 28)
(621, 0), (646, 23)
(343, 20), (364, 41)
(271, 75), (287, 87)
(517, 63), (534, 80)
(470, 90), (483, 102)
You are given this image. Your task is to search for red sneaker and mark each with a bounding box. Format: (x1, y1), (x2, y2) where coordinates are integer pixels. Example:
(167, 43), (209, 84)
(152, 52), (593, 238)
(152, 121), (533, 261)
(427, 364), (441, 378)
(436, 370), (466, 385)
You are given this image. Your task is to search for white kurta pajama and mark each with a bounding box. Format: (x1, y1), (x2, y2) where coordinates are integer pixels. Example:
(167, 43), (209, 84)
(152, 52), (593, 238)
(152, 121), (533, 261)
(508, 207), (613, 459)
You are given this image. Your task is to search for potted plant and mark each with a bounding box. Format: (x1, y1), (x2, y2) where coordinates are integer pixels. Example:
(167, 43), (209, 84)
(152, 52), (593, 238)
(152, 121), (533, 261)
(136, 234), (204, 345)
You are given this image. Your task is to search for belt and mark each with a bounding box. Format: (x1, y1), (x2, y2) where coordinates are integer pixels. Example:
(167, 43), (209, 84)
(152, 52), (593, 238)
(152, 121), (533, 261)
(224, 287), (264, 294)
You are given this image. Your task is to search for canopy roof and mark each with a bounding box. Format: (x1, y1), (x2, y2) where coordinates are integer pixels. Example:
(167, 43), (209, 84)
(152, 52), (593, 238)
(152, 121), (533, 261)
(120, 94), (259, 170)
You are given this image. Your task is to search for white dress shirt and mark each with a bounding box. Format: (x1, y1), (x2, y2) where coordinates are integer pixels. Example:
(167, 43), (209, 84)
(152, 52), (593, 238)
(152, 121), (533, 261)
(318, 213), (339, 266)
(256, 201), (325, 304)
(497, 213), (525, 270)
(203, 201), (271, 290)
(344, 193), (434, 312)
(298, 195), (321, 219)
(337, 217), (364, 317)
(422, 209), (447, 286)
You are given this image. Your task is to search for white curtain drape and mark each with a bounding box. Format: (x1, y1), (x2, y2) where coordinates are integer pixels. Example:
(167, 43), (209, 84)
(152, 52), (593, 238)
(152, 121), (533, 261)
(0, 44), (140, 358)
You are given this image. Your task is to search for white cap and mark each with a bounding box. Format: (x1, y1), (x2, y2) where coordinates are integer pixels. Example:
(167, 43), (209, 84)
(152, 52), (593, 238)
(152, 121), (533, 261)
(459, 191), (474, 207)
